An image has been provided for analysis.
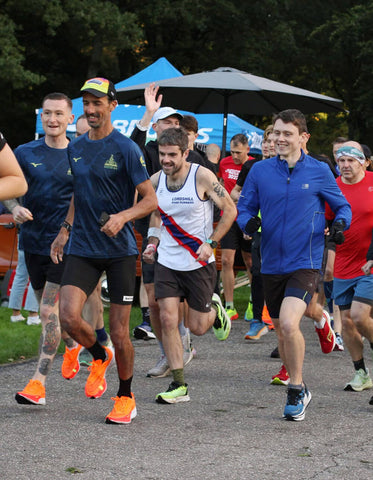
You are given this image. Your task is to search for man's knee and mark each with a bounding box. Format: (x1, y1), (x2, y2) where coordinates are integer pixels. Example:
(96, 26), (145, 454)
(59, 300), (80, 335)
(221, 250), (235, 269)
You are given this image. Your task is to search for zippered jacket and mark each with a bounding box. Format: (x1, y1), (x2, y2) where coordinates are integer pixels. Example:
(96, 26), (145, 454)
(237, 152), (352, 274)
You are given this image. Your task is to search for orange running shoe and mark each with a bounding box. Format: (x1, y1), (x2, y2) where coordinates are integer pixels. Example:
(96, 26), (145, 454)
(105, 394), (137, 424)
(61, 343), (83, 380)
(15, 379), (46, 405)
(85, 346), (114, 399)
(262, 305), (275, 330)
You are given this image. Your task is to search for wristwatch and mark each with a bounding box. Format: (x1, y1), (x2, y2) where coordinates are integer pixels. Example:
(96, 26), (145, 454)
(60, 220), (72, 232)
(205, 239), (218, 249)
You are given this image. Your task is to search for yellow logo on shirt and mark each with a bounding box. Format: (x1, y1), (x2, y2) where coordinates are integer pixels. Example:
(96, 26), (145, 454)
(139, 155), (146, 168)
(104, 155), (118, 170)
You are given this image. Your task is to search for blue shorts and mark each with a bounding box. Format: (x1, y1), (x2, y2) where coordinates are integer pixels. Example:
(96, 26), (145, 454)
(333, 275), (373, 310)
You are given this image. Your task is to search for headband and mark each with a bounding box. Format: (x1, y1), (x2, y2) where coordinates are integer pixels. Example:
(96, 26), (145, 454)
(336, 146), (365, 165)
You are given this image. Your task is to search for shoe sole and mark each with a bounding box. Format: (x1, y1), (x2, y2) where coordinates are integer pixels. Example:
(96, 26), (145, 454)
(80, 360), (92, 367)
(133, 327), (156, 340)
(271, 378), (290, 386)
(244, 327), (269, 340)
(156, 394), (190, 404)
(183, 351), (193, 367)
(283, 392), (312, 421)
(344, 382), (373, 392)
(333, 344), (344, 352)
(146, 367), (171, 378)
(105, 407), (137, 424)
(15, 393), (45, 405)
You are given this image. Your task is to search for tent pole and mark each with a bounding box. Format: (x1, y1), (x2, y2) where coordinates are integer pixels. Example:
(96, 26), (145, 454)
(221, 94), (229, 158)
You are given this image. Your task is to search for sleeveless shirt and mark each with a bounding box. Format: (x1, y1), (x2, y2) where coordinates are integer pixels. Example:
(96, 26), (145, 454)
(156, 163), (215, 271)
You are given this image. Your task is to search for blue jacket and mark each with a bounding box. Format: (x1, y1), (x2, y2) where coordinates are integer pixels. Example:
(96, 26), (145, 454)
(237, 152), (351, 275)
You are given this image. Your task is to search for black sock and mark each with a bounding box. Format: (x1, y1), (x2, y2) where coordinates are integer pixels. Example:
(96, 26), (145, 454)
(353, 358), (366, 372)
(370, 342), (373, 351)
(87, 340), (106, 361)
(95, 327), (108, 344)
(141, 307), (150, 324)
(117, 377), (133, 397)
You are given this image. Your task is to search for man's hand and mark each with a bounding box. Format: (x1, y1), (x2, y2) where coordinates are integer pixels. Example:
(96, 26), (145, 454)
(11, 205), (33, 224)
(100, 212), (125, 238)
(50, 229), (69, 264)
(362, 260), (373, 275)
(142, 243), (157, 264)
(329, 220), (346, 245)
(144, 82), (163, 116)
(196, 242), (213, 263)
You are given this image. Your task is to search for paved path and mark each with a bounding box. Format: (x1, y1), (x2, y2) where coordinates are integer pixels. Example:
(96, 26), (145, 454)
(1, 317), (373, 479)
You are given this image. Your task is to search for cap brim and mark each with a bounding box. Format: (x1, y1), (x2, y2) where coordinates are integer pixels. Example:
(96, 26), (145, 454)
(157, 113), (184, 122)
(81, 88), (107, 98)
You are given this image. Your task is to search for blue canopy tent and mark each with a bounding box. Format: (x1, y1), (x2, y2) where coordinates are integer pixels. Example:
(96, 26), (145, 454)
(35, 58), (263, 153)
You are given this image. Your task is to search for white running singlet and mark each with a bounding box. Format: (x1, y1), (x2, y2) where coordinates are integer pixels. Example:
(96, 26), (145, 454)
(156, 163), (215, 271)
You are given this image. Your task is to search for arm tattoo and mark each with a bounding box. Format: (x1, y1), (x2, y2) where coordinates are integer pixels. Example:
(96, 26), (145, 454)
(211, 181), (226, 199)
(3, 198), (20, 212)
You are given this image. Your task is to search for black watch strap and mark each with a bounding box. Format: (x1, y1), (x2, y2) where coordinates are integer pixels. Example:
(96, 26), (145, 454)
(61, 220), (72, 232)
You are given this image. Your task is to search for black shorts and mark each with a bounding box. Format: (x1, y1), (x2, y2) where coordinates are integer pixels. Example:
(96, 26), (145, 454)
(220, 221), (252, 252)
(154, 262), (217, 313)
(61, 255), (137, 305)
(262, 269), (319, 318)
(25, 252), (67, 291)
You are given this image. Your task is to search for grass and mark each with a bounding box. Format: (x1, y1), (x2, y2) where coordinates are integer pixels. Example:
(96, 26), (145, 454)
(0, 305), (142, 365)
(0, 280), (251, 365)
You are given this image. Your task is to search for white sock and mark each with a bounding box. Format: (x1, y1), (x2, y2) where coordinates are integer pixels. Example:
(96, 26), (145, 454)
(314, 317), (325, 329)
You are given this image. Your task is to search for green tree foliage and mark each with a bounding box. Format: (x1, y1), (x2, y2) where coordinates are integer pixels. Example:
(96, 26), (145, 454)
(0, 0), (371, 153)
(0, 0), (143, 146)
(310, 1), (373, 145)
